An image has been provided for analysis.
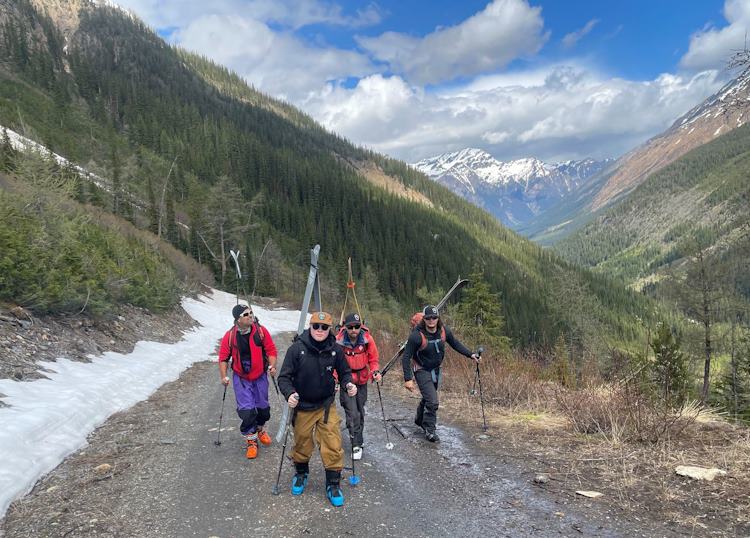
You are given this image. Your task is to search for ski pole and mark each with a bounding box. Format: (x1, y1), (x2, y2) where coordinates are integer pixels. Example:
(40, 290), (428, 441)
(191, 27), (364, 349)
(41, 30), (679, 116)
(214, 384), (228, 446)
(375, 381), (393, 450)
(475, 347), (488, 432)
(272, 398), (296, 495)
(470, 367), (479, 396)
(348, 434), (360, 486)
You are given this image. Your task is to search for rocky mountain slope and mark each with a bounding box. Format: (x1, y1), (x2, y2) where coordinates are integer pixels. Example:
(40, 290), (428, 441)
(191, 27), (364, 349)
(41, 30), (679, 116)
(414, 148), (611, 228)
(592, 71), (750, 211)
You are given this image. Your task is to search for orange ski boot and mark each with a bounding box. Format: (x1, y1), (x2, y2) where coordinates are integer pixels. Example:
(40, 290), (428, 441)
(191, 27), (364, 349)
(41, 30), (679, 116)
(245, 435), (258, 459)
(257, 429), (272, 446)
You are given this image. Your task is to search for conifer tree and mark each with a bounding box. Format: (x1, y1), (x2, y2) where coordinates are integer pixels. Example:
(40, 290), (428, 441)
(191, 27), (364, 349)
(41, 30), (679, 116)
(456, 266), (511, 353)
(650, 322), (689, 408)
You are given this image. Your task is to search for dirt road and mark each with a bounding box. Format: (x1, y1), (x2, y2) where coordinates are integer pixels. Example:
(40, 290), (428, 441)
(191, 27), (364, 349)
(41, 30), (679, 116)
(2, 334), (659, 537)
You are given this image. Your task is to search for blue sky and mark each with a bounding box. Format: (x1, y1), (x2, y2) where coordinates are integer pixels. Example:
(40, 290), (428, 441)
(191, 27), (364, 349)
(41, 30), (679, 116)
(116, 0), (747, 162)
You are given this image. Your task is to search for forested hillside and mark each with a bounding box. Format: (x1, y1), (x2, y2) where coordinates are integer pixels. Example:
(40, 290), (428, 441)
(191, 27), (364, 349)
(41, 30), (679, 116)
(556, 120), (750, 314)
(0, 0), (654, 348)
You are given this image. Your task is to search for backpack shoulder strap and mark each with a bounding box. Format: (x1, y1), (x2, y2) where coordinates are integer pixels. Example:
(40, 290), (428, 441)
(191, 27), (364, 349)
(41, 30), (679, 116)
(417, 327), (446, 352)
(252, 322), (265, 346)
(226, 327), (236, 361)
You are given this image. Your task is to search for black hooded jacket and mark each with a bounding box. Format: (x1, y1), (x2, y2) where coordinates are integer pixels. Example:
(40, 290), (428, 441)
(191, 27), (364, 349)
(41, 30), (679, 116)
(278, 330), (352, 411)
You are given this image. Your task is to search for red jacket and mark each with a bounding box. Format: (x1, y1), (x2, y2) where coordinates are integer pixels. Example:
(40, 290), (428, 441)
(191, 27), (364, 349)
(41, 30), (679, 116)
(335, 327), (380, 385)
(218, 324), (277, 381)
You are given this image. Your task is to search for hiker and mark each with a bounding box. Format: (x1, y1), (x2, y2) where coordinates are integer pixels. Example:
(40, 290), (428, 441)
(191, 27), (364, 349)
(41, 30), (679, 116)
(402, 305), (479, 442)
(277, 311), (357, 507)
(218, 304), (278, 459)
(336, 312), (381, 460)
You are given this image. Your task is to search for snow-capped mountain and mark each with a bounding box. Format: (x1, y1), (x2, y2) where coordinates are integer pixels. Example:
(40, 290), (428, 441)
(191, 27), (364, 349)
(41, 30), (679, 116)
(414, 149), (612, 228)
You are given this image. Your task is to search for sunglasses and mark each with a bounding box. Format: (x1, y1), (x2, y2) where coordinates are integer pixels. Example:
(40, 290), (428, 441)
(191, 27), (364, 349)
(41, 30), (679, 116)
(346, 324), (361, 330)
(241, 312), (253, 318)
(311, 323), (330, 331)
(424, 316), (438, 321)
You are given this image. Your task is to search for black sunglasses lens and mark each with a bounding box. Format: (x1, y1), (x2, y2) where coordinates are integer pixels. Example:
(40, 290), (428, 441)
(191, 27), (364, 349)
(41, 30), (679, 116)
(312, 323), (330, 330)
(241, 312), (253, 317)
(347, 324), (361, 330)
(424, 316), (437, 320)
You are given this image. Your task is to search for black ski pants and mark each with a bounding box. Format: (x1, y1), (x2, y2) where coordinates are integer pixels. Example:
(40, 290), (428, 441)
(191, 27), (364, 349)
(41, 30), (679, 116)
(339, 382), (368, 447)
(414, 368), (439, 434)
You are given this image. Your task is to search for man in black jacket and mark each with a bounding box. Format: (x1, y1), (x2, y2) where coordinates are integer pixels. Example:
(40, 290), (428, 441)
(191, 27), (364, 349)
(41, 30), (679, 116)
(402, 305), (479, 442)
(278, 311), (357, 507)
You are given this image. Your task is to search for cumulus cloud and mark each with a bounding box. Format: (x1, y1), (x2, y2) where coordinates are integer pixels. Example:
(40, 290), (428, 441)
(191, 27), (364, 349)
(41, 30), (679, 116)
(355, 0), (548, 85)
(680, 0), (750, 71)
(561, 18), (599, 49)
(172, 14), (376, 102)
(304, 67), (724, 162)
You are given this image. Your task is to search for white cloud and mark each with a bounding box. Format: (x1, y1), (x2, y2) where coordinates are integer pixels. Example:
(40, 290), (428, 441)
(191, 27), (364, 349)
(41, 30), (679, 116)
(561, 18), (599, 49)
(113, 0), (382, 30)
(355, 0), (548, 85)
(172, 14), (376, 102)
(304, 66), (724, 163)
(680, 0), (750, 71)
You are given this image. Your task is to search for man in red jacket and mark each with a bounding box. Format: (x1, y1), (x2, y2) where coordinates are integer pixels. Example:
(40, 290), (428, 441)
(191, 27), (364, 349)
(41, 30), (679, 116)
(218, 304), (278, 459)
(336, 312), (381, 460)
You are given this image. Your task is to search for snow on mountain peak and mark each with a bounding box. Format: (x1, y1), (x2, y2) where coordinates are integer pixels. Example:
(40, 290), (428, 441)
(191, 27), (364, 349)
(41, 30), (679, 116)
(415, 150), (555, 186)
(413, 148), (611, 229)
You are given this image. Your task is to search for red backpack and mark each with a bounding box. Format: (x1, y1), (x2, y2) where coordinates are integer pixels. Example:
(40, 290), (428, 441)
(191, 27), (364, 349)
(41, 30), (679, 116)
(410, 312), (446, 351)
(227, 321), (269, 369)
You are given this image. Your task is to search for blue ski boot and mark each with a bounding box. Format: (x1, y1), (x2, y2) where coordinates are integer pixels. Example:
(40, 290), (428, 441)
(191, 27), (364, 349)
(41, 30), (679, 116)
(291, 463), (309, 495)
(325, 470), (344, 507)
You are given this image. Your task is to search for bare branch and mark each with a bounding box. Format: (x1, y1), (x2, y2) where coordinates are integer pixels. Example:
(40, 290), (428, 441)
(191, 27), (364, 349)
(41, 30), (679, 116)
(157, 155), (179, 239)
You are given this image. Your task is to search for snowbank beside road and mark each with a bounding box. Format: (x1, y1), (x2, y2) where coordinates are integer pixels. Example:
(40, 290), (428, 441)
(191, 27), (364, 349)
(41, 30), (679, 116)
(0, 289), (300, 518)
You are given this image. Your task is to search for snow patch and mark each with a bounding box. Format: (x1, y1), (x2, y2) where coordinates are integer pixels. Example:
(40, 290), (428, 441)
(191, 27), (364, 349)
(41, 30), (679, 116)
(1, 124), (109, 193)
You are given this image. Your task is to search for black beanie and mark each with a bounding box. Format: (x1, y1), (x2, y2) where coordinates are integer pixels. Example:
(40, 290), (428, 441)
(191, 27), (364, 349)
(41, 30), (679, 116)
(232, 304), (249, 321)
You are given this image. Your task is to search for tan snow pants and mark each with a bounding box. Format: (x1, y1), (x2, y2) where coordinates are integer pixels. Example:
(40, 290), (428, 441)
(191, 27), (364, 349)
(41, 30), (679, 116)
(291, 405), (344, 471)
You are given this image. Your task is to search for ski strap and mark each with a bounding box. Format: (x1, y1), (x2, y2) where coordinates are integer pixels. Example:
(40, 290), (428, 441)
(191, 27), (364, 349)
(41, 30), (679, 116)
(339, 257), (362, 326)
